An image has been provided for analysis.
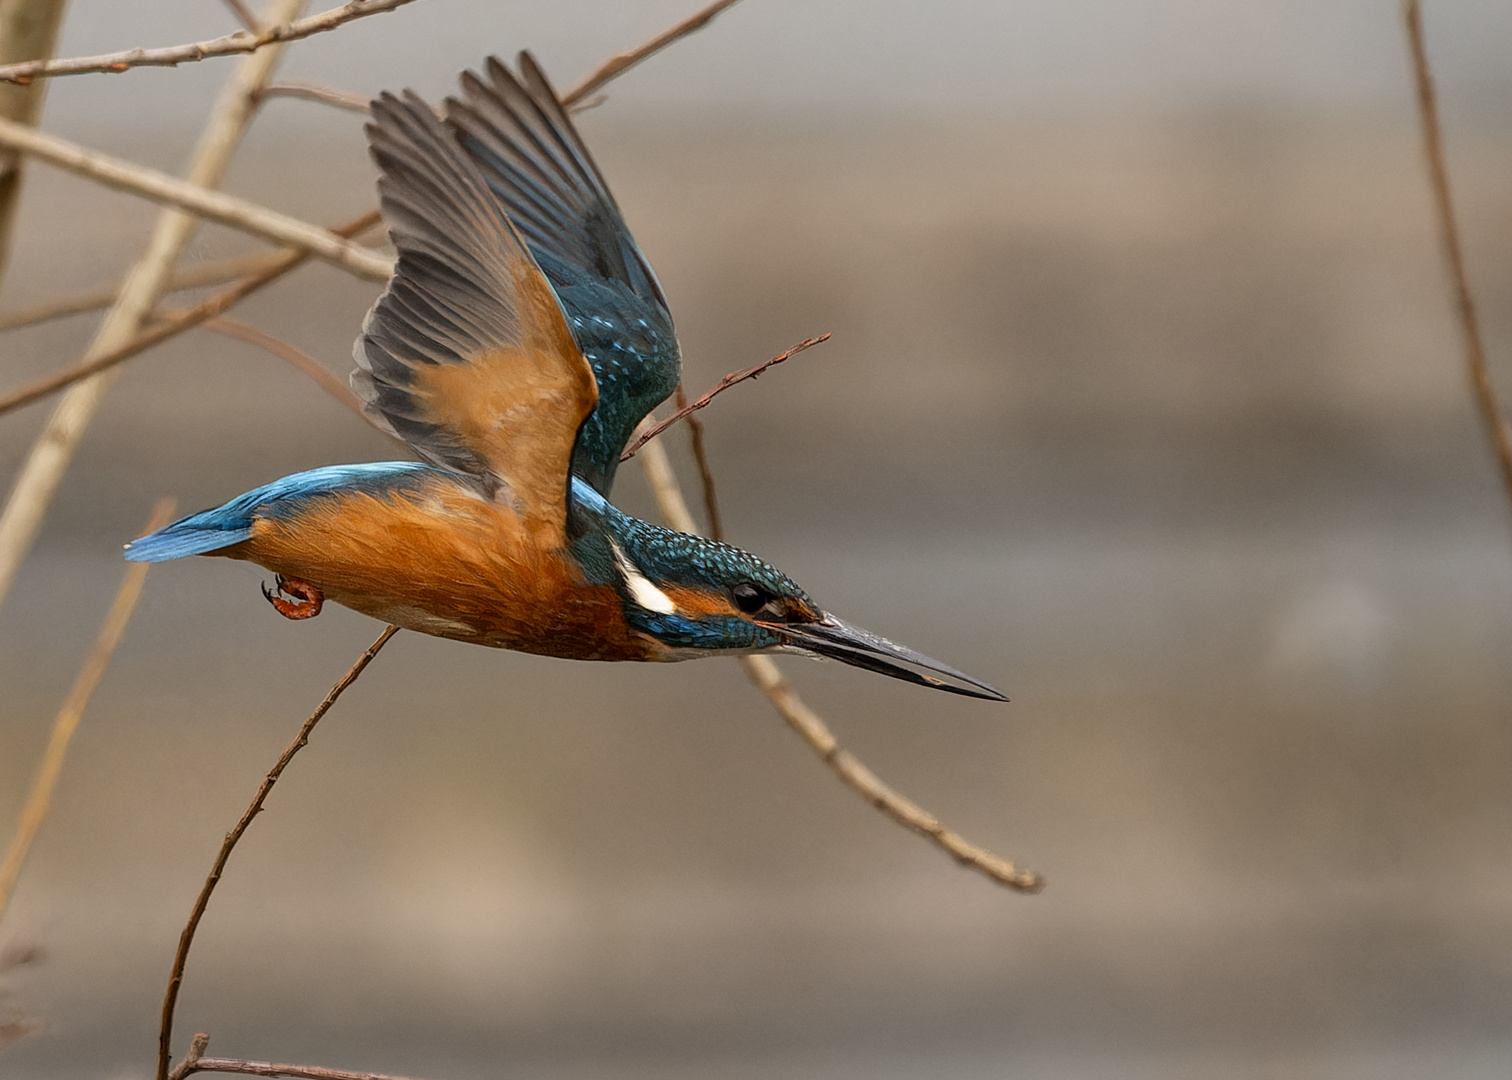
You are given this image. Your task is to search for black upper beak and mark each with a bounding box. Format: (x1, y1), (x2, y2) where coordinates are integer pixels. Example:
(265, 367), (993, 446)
(767, 614), (1008, 702)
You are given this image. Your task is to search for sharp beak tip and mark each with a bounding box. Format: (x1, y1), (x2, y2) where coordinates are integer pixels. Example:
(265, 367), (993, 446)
(780, 614), (1010, 703)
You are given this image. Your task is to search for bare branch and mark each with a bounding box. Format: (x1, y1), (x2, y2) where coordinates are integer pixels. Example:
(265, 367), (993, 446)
(0, 210), (380, 418)
(0, 497), (177, 923)
(636, 440), (1042, 893)
(158, 625), (401, 1080)
(0, 0), (424, 85)
(0, 0), (309, 623)
(0, 250), (303, 332)
(0, 0), (70, 289)
(622, 333), (827, 460)
(257, 80), (368, 113)
(219, 0), (261, 33)
(0, 116), (392, 281)
(1404, 0), (1512, 519)
(563, 0), (744, 106)
(674, 383), (724, 539)
(204, 316), (366, 418)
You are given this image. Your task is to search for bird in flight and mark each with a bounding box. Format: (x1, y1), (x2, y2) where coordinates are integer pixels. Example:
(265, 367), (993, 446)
(126, 54), (1005, 701)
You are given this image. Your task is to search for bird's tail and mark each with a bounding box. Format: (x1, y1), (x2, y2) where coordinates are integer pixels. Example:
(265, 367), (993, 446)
(124, 506), (254, 562)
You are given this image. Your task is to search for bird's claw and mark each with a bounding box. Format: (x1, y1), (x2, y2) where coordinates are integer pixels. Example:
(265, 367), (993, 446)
(262, 574), (324, 620)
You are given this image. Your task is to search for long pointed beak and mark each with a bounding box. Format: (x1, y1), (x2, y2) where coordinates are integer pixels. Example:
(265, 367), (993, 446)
(767, 614), (1008, 702)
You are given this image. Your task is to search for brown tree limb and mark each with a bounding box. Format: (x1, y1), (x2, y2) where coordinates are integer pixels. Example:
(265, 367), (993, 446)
(0, 497), (177, 924)
(0, 249), (324, 332)
(621, 333), (827, 461)
(635, 439), (1042, 892)
(0, 116), (392, 281)
(673, 383), (724, 539)
(562, 0), (744, 106)
(1404, 0), (1512, 517)
(0, 0), (423, 85)
(204, 316), (365, 418)
(0, 0), (69, 290)
(158, 625), (401, 1080)
(0, 210), (380, 418)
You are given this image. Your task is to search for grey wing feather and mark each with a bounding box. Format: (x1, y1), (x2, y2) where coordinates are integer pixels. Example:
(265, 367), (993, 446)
(355, 90), (538, 490)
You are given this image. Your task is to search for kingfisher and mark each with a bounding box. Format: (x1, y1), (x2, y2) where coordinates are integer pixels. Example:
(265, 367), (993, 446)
(125, 54), (1005, 701)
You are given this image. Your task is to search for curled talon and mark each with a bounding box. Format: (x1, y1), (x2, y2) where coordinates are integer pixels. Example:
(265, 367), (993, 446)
(262, 574), (324, 620)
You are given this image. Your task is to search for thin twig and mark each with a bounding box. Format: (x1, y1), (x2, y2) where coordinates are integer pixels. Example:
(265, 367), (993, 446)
(204, 316), (366, 417)
(0, 0), (423, 84)
(0, 116), (391, 281)
(635, 440), (1042, 892)
(219, 0), (261, 33)
(1404, 0), (1512, 516)
(256, 80), (368, 113)
(0, 0), (70, 290)
(0, 497), (177, 924)
(675, 384), (724, 539)
(158, 625), (401, 1080)
(0, 210), (380, 418)
(0, 250), (309, 332)
(175, 1035), (430, 1080)
(562, 0), (744, 106)
(622, 333), (827, 460)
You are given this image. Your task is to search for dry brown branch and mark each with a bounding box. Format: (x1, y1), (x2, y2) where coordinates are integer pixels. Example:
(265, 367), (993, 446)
(0, 116), (392, 281)
(171, 1033), (432, 1080)
(0, 497), (177, 923)
(0, 0), (69, 289)
(637, 438), (1043, 892)
(675, 384), (724, 539)
(0, 249), (307, 332)
(205, 315), (365, 417)
(0, 0), (423, 85)
(0, 210), (380, 418)
(562, 0), (744, 106)
(219, 0), (262, 33)
(1404, 0), (1512, 515)
(256, 80), (368, 113)
(0, 0), (308, 620)
(621, 333), (828, 460)
(158, 625), (401, 1080)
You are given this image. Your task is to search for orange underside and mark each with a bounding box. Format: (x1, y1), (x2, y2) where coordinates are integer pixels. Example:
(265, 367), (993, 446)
(221, 476), (659, 661)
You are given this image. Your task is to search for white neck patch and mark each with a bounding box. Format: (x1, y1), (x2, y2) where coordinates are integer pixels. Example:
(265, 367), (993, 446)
(608, 538), (677, 614)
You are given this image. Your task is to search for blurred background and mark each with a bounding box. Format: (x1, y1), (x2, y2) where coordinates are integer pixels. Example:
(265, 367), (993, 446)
(3, 1), (1512, 1077)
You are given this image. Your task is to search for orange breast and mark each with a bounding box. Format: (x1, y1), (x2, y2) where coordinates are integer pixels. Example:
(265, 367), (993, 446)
(222, 475), (656, 661)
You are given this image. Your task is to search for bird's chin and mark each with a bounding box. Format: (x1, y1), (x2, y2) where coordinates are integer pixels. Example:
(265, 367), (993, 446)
(762, 615), (1008, 701)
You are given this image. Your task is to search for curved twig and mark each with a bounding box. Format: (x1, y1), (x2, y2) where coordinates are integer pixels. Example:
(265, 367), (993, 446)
(563, 0), (744, 106)
(158, 626), (401, 1080)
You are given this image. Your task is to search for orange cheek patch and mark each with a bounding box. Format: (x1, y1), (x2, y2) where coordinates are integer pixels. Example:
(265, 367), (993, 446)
(660, 584), (739, 620)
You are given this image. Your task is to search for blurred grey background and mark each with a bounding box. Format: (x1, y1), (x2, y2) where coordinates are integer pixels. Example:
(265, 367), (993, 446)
(4, 1), (1512, 1077)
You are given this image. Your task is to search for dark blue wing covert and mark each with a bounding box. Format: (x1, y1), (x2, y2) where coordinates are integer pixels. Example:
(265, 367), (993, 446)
(444, 52), (681, 497)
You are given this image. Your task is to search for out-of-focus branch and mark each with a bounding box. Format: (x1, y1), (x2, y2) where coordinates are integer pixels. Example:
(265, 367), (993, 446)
(0, 209), (380, 418)
(0, 497), (177, 924)
(0, 0), (307, 619)
(158, 625), (401, 1080)
(636, 438), (1043, 892)
(0, 249), (306, 332)
(204, 316), (365, 417)
(562, 0), (744, 106)
(0, 0), (422, 84)
(621, 333), (827, 460)
(675, 384), (724, 539)
(0, 0), (69, 291)
(219, 0), (260, 33)
(256, 80), (367, 113)
(0, 116), (391, 281)
(1404, 0), (1512, 517)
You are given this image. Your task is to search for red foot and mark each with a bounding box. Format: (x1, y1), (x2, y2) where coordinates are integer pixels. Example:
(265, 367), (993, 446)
(261, 575), (324, 620)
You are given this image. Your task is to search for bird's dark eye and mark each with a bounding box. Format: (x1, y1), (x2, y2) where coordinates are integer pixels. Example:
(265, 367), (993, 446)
(732, 583), (768, 614)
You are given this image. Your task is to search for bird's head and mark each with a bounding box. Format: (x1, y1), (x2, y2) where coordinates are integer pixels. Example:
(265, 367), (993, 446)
(572, 485), (1005, 700)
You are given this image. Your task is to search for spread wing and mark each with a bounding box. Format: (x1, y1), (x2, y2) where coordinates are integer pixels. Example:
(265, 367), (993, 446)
(354, 90), (598, 541)
(444, 52), (680, 497)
